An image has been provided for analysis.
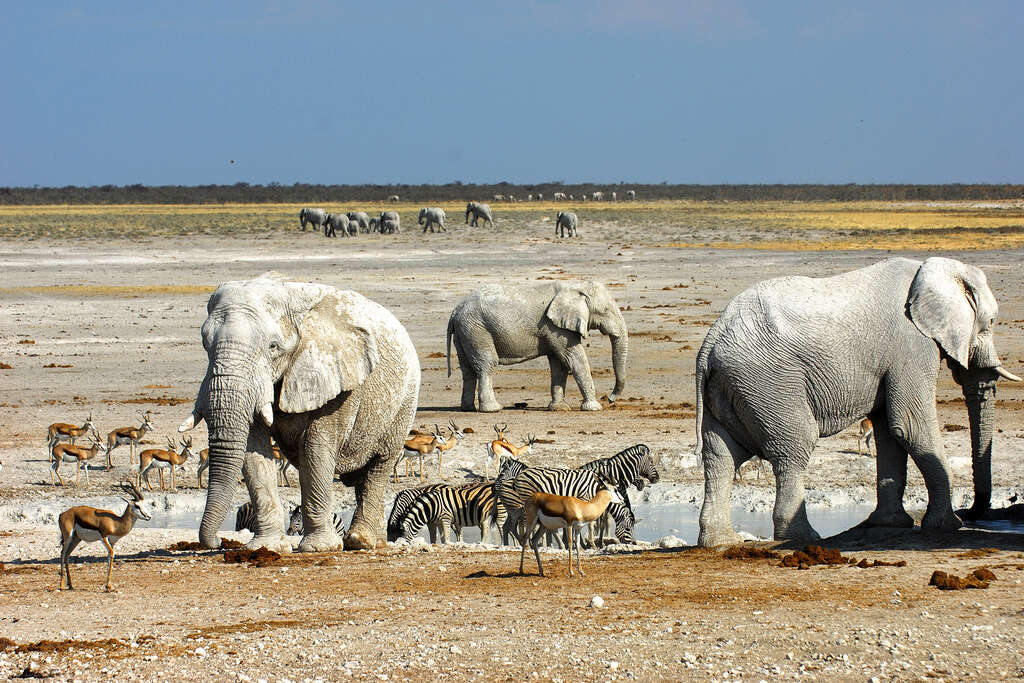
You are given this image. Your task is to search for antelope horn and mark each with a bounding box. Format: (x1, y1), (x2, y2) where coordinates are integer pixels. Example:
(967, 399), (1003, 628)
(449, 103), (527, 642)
(121, 479), (144, 501)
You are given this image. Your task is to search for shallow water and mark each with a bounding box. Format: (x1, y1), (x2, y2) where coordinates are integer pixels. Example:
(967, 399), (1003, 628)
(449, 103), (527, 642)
(144, 502), (1023, 545)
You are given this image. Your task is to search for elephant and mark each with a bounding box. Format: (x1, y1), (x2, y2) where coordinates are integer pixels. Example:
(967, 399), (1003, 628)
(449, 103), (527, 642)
(368, 217), (380, 233)
(555, 211), (578, 238)
(178, 274), (421, 552)
(693, 257), (1021, 547)
(299, 208), (328, 232)
(323, 213), (351, 238)
(591, 191), (604, 201)
(346, 211), (371, 233)
(553, 192), (567, 201)
(418, 207), (447, 233)
(446, 281), (628, 412)
(387, 194), (400, 203)
(626, 190), (636, 200)
(465, 202), (493, 227)
(379, 211), (401, 234)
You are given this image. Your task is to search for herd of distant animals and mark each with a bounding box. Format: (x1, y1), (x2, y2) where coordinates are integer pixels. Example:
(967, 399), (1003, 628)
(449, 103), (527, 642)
(298, 189), (637, 239)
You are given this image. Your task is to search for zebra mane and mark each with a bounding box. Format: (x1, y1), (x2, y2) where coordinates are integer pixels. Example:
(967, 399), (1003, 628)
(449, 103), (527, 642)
(611, 443), (650, 459)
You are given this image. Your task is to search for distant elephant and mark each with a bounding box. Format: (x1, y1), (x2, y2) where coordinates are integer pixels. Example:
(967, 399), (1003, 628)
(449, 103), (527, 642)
(324, 213), (351, 238)
(379, 211), (401, 234)
(419, 207), (447, 233)
(694, 257), (1021, 547)
(553, 192), (567, 201)
(299, 208), (328, 232)
(346, 211), (371, 233)
(465, 202), (493, 227)
(387, 194), (400, 203)
(626, 190), (636, 200)
(178, 274), (421, 552)
(446, 281), (628, 412)
(591, 191), (604, 201)
(555, 211), (578, 238)
(368, 217), (380, 233)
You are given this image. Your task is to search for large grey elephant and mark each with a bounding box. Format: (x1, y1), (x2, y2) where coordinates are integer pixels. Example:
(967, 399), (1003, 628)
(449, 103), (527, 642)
(299, 208), (328, 232)
(346, 211), (371, 233)
(419, 207), (446, 233)
(694, 257), (1021, 547)
(465, 202), (493, 227)
(555, 211), (578, 237)
(446, 281), (628, 412)
(323, 213), (352, 238)
(379, 211), (400, 234)
(178, 274), (421, 552)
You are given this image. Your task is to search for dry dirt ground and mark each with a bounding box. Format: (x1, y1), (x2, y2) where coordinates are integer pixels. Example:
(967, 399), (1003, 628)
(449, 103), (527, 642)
(1, 203), (1024, 680)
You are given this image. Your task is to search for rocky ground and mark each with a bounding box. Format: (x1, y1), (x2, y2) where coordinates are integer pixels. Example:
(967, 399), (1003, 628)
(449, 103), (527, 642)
(1, 208), (1023, 680)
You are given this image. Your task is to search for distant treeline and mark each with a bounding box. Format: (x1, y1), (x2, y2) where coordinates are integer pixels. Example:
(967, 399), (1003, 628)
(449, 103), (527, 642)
(1, 182), (1022, 205)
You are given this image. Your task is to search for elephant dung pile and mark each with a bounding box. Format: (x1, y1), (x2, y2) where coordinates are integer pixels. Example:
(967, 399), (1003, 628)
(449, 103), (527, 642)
(929, 568), (997, 590)
(223, 547), (282, 567)
(167, 538), (244, 552)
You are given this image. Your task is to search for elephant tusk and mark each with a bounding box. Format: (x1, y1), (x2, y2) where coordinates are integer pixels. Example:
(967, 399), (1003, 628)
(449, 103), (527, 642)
(259, 403), (274, 427)
(996, 366), (1023, 382)
(178, 411), (202, 433)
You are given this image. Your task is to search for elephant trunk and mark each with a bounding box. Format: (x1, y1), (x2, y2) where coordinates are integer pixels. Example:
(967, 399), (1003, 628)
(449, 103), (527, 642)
(962, 376), (998, 519)
(608, 327), (628, 403)
(198, 347), (262, 549)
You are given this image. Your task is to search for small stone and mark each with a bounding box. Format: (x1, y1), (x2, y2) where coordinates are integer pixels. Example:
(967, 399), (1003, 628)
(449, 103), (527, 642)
(607, 661), (619, 671)
(590, 595), (605, 608)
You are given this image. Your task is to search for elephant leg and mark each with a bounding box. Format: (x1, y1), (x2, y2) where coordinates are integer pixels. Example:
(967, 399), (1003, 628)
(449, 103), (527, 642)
(697, 412), (749, 547)
(864, 418), (914, 528)
(563, 344), (601, 411)
(241, 431), (290, 553)
(476, 366), (502, 413)
(547, 356), (571, 411)
(345, 454), (396, 551)
(887, 400), (961, 531)
(768, 453), (820, 542)
(296, 439), (343, 553)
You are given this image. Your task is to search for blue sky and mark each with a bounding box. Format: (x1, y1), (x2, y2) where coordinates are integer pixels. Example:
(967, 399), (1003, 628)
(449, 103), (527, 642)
(3, 1), (1021, 186)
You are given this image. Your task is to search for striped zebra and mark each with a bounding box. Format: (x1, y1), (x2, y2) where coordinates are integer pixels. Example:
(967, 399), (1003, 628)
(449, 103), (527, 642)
(285, 505), (346, 537)
(394, 482), (505, 545)
(387, 484), (448, 543)
(578, 444), (658, 546)
(233, 501), (344, 538)
(497, 467), (635, 547)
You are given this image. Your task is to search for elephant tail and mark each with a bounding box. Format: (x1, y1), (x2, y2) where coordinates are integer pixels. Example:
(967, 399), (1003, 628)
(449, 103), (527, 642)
(446, 314), (454, 378)
(693, 321), (724, 461)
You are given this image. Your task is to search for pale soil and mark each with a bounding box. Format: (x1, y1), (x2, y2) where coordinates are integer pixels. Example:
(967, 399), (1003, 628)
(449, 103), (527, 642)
(1, 217), (1024, 680)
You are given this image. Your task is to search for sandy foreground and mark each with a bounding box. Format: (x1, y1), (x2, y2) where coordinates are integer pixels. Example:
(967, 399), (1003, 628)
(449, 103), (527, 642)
(1, 217), (1024, 680)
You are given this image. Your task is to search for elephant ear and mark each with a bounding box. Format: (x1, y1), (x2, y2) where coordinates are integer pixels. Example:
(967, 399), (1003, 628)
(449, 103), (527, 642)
(906, 257), (981, 368)
(279, 291), (380, 413)
(545, 286), (590, 338)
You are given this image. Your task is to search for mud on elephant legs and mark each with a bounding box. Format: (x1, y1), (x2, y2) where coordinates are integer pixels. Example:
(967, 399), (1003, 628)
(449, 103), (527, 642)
(296, 441), (344, 552)
(475, 370), (502, 413)
(563, 344), (601, 411)
(547, 356), (571, 411)
(241, 449), (291, 553)
(864, 421), (915, 529)
(345, 456), (394, 550)
(697, 414), (747, 547)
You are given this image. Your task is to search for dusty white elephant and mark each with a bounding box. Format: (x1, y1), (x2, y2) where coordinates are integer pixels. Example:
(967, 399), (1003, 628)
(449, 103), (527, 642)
(446, 281), (628, 412)
(179, 274), (420, 552)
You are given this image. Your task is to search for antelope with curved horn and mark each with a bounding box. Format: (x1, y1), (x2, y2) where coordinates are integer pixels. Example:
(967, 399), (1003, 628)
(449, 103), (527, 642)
(486, 425), (535, 477)
(47, 412), (95, 452)
(138, 435), (194, 491)
(105, 411), (155, 469)
(58, 480), (151, 592)
(50, 427), (107, 487)
(519, 479), (623, 577)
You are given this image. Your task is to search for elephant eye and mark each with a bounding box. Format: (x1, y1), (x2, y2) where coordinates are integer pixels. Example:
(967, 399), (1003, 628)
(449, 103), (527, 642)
(269, 340), (280, 353)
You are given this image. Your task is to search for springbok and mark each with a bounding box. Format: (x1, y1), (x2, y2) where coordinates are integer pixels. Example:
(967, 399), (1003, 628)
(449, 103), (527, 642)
(397, 421), (466, 482)
(105, 411), (155, 468)
(196, 447), (210, 488)
(518, 480), (623, 578)
(857, 418), (875, 457)
(58, 481), (151, 592)
(50, 428), (108, 486)
(485, 424), (535, 477)
(47, 412), (95, 451)
(138, 436), (194, 491)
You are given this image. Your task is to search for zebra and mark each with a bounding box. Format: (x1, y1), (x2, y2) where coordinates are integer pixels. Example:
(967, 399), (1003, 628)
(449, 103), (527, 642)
(285, 505), (346, 537)
(233, 501), (344, 537)
(578, 444), (658, 545)
(497, 466), (635, 547)
(394, 482), (505, 545)
(387, 483), (448, 543)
